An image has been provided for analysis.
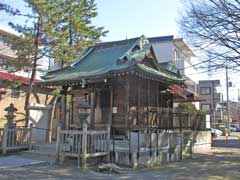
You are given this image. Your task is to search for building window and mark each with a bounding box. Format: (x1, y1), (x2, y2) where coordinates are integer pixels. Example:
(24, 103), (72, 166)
(200, 87), (211, 95)
(201, 104), (211, 111)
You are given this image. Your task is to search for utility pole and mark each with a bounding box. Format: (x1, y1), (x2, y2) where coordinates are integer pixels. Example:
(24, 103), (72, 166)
(221, 94), (224, 124)
(238, 88), (240, 128)
(211, 81), (216, 128)
(226, 66), (230, 135)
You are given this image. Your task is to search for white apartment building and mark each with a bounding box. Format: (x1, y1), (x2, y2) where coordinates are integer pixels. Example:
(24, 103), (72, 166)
(0, 28), (49, 79)
(149, 35), (201, 93)
(148, 35), (203, 109)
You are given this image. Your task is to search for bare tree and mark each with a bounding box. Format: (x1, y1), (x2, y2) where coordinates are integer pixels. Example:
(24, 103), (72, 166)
(180, 0), (240, 68)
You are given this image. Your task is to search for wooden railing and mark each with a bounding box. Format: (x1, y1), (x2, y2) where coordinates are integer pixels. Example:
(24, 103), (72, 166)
(126, 108), (206, 130)
(56, 123), (110, 167)
(0, 125), (32, 154)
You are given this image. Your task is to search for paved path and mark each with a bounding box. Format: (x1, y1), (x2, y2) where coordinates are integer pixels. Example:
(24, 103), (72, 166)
(0, 134), (239, 180)
(0, 156), (45, 169)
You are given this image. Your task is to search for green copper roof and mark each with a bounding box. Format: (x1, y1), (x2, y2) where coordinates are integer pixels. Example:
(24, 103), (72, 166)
(136, 64), (182, 82)
(159, 62), (180, 75)
(41, 36), (184, 85)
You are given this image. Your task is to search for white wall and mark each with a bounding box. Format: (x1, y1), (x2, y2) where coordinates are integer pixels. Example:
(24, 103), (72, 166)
(29, 104), (51, 143)
(151, 42), (174, 63)
(151, 40), (203, 84)
(0, 34), (49, 80)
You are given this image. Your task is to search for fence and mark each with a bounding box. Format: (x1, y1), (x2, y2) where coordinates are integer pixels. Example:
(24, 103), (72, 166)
(0, 124), (32, 154)
(56, 123), (110, 168)
(111, 130), (194, 168)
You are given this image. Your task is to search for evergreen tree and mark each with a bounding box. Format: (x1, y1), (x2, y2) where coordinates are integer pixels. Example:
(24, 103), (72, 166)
(0, 0), (107, 126)
(40, 0), (108, 65)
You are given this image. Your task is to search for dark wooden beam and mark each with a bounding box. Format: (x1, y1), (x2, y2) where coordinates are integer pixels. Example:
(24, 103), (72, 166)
(71, 94), (74, 127)
(147, 80), (150, 127)
(137, 76), (140, 127)
(157, 81), (159, 128)
(60, 94), (67, 129)
(108, 86), (113, 125)
(125, 76), (130, 128)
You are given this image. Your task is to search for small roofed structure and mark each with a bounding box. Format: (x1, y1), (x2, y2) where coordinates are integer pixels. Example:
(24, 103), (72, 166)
(37, 36), (199, 133)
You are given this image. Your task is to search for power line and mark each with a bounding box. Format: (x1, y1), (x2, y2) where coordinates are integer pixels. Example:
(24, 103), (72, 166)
(179, 51), (235, 71)
(184, 65), (224, 76)
(179, 60), (209, 70)
(184, 64), (240, 76)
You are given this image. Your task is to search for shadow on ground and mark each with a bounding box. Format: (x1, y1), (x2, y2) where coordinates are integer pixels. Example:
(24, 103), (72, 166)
(0, 137), (239, 180)
(212, 135), (240, 149)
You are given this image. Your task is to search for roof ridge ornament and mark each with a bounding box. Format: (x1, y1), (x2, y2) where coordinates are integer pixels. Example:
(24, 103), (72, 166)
(116, 56), (128, 65)
(81, 79), (86, 88)
(117, 35), (148, 65)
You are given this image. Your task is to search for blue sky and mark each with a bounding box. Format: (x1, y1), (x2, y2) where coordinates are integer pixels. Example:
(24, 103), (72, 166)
(93, 0), (183, 41)
(0, 0), (183, 41)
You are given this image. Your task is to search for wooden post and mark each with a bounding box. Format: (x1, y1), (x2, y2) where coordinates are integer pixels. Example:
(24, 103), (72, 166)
(112, 129), (116, 163)
(90, 92), (95, 129)
(168, 132), (171, 161)
(137, 78), (140, 127)
(137, 130), (140, 159)
(156, 82), (159, 128)
(55, 124), (61, 162)
(108, 86), (113, 125)
(47, 104), (54, 143)
(149, 131), (152, 157)
(158, 131), (163, 164)
(125, 76), (130, 128)
(147, 80), (150, 127)
(29, 124), (33, 150)
(106, 124), (111, 162)
(71, 94), (74, 126)
(180, 131), (183, 160)
(180, 115), (183, 160)
(82, 123), (87, 168)
(60, 94), (67, 129)
(2, 124), (8, 155)
(128, 129), (132, 167)
(156, 131), (159, 158)
(190, 139), (193, 158)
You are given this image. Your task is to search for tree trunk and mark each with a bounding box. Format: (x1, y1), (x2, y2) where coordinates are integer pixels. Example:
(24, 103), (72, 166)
(24, 20), (40, 127)
(47, 95), (58, 143)
(33, 92), (40, 103)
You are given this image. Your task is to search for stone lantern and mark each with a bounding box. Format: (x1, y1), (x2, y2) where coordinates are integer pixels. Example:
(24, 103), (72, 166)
(78, 107), (90, 126)
(4, 103), (17, 127)
(78, 102), (90, 126)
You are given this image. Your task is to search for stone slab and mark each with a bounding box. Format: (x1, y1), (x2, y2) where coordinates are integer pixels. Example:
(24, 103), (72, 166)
(0, 156), (46, 169)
